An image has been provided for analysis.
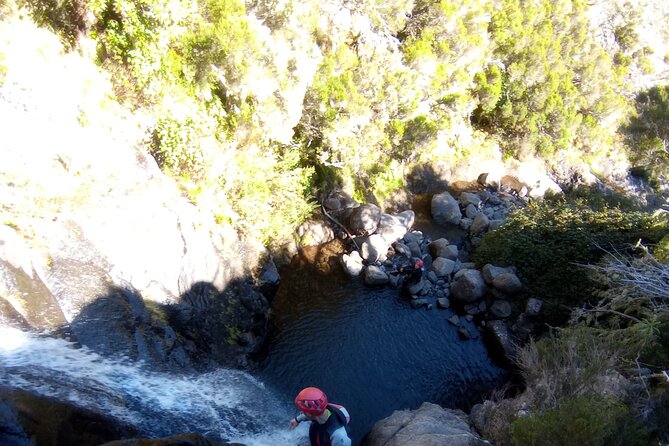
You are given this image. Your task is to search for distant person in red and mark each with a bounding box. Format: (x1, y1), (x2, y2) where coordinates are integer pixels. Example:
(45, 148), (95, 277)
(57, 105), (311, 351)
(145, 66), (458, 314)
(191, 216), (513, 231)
(288, 387), (351, 446)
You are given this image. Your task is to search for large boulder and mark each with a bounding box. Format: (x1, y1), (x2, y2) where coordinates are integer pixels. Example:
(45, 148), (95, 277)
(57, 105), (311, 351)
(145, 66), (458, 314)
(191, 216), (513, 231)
(363, 402), (489, 446)
(347, 204), (382, 236)
(431, 192), (462, 226)
(450, 270), (487, 304)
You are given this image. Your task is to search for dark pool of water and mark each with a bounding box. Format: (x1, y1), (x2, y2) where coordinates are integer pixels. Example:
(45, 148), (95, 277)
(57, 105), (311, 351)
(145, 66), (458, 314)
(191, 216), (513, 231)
(255, 264), (507, 445)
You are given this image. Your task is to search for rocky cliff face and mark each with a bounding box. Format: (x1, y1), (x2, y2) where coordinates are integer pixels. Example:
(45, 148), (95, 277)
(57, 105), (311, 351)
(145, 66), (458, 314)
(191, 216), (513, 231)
(0, 15), (272, 369)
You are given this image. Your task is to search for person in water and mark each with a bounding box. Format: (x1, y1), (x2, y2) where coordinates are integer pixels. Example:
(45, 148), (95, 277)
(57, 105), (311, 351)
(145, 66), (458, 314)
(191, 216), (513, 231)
(288, 387), (351, 446)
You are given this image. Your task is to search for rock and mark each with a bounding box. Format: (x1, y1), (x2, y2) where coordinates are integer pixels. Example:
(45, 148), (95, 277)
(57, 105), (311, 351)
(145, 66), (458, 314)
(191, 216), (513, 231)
(403, 231), (423, 245)
(256, 257), (280, 300)
(431, 257), (456, 278)
(101, 433), (239, 445)
(428, 238), (458, 260)
(525, 297), (543, 316)
(0, 388), (140, 446)
(488, 219), (505, 231)
(410, 298), (429, 309)
(484, 320), (518, 366)
(393, 241), (412, 258)
(364, 265), (389, 286)
(489, 300), (512, 318)
(406, 241), (422, 258)
(360, 234), (390, 263)
(437, 298), (450, 309)
(450, 270), (487, 304)
(296, 219), (335, 247)
(459, 192), (483, 207)
(340, 251), (364, 277)
(377, 212), (414, 244)
(458, 326), (472, 340)
(481, 264), (515, 284)
(470, 213), (490, 236)
(347, 204), (382, 236)
(448, 315), (460, 326)
(492, 272), (523, 295)
(465, 203), (479, 218)
(431, 192), (462, 226)
(407, 277), (426, 295)
(363, 402), (489, 446)
(460, 217), (473, 231)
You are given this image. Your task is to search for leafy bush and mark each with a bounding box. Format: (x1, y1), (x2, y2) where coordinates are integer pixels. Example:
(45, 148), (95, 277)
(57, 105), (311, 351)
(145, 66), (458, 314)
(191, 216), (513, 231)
(511, 394), (652, 446)
(624, 85), (669, 190)
(473, 0), (625, 159)
(17, 0), (88, 48)
(473, 192), (668, 323)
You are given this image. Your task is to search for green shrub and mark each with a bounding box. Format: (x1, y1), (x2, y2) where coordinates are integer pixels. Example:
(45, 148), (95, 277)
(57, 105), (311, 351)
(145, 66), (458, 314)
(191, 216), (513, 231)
(511, 395), (652, 446)
(17, 0), (88, 48)
(473, 192), (668, 323)
(474, 0), (625, 158)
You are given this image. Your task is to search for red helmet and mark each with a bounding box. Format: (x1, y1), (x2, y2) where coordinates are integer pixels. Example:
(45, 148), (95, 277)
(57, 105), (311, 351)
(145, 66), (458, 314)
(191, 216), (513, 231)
(295, 387), (328, 415)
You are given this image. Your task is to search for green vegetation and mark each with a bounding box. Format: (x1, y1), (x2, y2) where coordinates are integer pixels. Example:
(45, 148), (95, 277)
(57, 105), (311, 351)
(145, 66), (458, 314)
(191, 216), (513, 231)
(473, 190), (668, 323)
(625, 85), (669, 190)
(15, 0), (655, 248)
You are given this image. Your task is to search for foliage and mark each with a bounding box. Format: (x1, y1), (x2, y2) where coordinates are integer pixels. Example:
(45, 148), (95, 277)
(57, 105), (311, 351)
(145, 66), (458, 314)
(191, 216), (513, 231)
(473, 0), (625, 159)
(510, 394), (652, 446)
(473, 192), (668, 323)
(624, 85), (669, 189)
(516, 327), (621, 408)
(216, 144), (317, 247)
(17, 0), (88, 48)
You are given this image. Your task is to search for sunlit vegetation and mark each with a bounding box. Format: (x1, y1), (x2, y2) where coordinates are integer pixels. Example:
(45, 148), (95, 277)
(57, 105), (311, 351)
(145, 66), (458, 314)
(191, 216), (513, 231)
(12, 0), (667, 250)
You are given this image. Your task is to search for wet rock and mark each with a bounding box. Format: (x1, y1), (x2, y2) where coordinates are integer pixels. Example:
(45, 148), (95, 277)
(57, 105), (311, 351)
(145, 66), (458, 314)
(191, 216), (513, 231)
(100, 433), (239, 445)
(406, 277), (426, 295)
(437, 298), (450, 309)
(489, 300), (512, 319)
(484, 320), (518, 366)
(410, 298), (429, 309)
(465, 203), (479, 219)
(458, 326), (473, 340)
(0, 388), (140, 446)
(364, 265), (389, 286)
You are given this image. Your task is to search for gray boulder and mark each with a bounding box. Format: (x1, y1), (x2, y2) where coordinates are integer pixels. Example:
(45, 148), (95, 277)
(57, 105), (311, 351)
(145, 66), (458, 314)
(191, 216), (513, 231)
(360, 234), (390, 263)
(428, 238), (458, 260)
(340, 251), (364, 277)
(364, 265), (389, 286)
(492, 272), (523, 295)
(431, 257), (456, 278)
(431, 192), (462, 226)
(348, 204), (382, 236)
(450, 269), (487, 304)
(481, 264), (515, 284)
(470, 212), (490, 236)
(363, 402), (490, 446)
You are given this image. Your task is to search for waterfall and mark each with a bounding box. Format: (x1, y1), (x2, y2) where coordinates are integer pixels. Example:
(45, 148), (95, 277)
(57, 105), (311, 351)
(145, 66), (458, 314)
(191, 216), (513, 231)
(0, 327), (307, 445)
